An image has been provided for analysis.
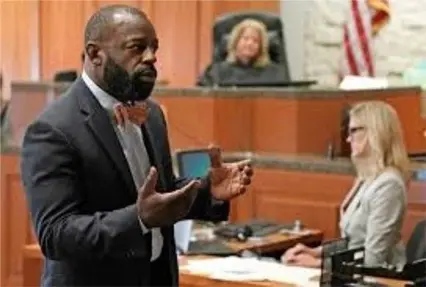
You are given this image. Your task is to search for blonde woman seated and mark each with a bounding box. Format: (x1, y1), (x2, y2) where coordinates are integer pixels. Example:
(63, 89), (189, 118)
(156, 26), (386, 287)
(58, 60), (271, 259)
(282, 101), (410, 269)
(197, 19), (289, 86)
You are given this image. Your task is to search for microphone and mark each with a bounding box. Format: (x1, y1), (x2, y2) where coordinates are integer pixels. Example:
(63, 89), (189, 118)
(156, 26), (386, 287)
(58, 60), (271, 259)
(326, 142), (335, 160)
(325, 104), (351, 159)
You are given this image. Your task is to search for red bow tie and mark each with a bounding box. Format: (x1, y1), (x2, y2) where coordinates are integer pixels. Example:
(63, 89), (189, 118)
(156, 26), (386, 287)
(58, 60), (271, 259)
(113, 102), (149, 126)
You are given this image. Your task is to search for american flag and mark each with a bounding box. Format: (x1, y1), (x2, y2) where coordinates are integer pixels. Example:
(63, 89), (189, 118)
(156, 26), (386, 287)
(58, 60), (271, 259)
(340, 0), (390, 78)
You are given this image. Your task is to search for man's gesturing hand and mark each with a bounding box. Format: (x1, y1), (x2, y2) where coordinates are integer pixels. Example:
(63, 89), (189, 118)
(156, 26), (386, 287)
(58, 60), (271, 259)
(136, 167), (200, 228)
(208, 146), (253, 200)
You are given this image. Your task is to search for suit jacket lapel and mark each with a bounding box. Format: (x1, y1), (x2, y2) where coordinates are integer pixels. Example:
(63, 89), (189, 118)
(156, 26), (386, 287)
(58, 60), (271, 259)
(341, 179), (371, 237)
(340, 179), (363, 233)
(75, 79), (136, 197)
(341, 179), (362, 215)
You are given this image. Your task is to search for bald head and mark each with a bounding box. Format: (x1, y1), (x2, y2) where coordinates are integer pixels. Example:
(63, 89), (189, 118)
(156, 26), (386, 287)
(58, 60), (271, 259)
(84, 4), (148, 45)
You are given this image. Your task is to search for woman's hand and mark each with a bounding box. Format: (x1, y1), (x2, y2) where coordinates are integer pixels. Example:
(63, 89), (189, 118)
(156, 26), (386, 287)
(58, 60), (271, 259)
(281, 243), (309, 264)
(291, 253), (322, 268)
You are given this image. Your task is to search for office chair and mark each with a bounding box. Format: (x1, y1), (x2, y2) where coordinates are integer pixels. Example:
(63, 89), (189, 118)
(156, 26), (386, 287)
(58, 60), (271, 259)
(406, 219), (426, 263)
(0, 101), (10, 145)
(53, 70), (78, 83)
(212, 11), (290, 71)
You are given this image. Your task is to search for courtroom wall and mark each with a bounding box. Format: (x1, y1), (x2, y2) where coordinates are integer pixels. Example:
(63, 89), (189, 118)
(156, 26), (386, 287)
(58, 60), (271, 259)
(282, 0), (426, 86)
(0, 0), (279, 100)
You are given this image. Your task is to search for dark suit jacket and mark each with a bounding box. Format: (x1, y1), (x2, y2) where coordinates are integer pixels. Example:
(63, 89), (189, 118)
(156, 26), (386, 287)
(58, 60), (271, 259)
(20, 78), (229, 287)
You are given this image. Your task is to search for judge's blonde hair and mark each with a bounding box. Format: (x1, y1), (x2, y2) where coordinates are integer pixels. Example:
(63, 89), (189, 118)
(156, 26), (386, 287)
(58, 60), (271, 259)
(226, 19), (271, 67)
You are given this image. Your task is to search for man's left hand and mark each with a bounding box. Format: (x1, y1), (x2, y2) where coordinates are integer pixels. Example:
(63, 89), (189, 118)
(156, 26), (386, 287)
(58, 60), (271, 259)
(207, 146), (253, 200)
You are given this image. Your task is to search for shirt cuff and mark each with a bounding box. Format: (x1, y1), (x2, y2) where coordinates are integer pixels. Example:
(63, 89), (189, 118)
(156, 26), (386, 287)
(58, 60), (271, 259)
(138, 216), (150, 234)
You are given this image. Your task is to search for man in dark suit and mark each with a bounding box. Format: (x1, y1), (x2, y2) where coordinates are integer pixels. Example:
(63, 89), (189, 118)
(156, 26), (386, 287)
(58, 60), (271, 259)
(20, 4), (253, 287)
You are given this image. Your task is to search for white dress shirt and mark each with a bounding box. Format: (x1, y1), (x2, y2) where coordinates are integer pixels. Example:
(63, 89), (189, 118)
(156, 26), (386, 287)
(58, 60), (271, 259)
(82, 71), (163, 261)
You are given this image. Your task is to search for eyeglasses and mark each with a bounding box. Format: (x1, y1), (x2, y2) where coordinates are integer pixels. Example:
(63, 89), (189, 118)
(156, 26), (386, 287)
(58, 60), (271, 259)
(348, 126), (365, 136)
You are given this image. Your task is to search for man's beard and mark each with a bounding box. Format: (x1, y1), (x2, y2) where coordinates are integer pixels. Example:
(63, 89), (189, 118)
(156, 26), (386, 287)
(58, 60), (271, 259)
(103, 57), (155, 103)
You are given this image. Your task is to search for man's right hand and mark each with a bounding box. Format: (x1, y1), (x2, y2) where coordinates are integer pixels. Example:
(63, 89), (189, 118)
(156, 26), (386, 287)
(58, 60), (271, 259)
(136, 167), (200, 228)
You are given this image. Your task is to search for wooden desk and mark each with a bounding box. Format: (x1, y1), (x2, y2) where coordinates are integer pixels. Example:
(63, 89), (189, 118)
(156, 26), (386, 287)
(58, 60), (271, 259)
(21, 247), (410, 287)
(21, 230), (322, 287)
(22, 246), (285, 287)
(177, 255), (292, 287)
(8, 82), (425, 154)
(180, 271), (285, 287)
(2, 150), (424, 287)
(224, 230), (322, 254)
(178, 257), (409, 287)
(179, 272), (409, 287)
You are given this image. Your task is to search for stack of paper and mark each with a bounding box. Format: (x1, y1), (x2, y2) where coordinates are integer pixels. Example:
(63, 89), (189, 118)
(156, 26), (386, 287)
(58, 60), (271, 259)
(181, 256), (321, 286)
(339, 75), (388, 90)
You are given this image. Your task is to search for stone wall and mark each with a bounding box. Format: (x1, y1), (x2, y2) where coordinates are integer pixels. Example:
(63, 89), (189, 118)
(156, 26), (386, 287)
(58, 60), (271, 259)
(302, 0), (426, 86)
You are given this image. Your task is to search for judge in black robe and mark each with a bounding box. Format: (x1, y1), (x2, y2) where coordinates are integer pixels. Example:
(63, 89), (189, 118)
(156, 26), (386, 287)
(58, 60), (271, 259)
(197, 19), (290, 87)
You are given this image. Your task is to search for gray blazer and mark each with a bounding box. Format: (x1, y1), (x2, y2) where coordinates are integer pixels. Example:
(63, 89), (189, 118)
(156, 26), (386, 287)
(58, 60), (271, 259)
(339, 168), (407, 268)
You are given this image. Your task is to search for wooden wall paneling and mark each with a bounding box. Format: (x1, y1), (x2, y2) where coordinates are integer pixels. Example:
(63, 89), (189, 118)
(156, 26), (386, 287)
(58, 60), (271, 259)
(247, 168), (353, 239)
(148, 1), (200, 87)
(0, 0), (3, 72)
(256, 197), (341, 239)
(1, 0), (37, 79)
(39, 0), (151, 81)
(95, 0), (146, 20)
(1, 0), (39, 100)
(22, 250), (42, 287)
(230, 187), (256, 222)
(155, 93), (216, 149)
(39, 0), (96, 80)
(196, 1), (216, 76)
(0, 154), (31, 287)
(252, 96), (299, 153)
(253, 169), (353, 202)
(213, 95), (253, 151)
(96, 0), (142, 9)
(382, 93), (426, 154)
(139, 0), (154, 16)
(211, 0), (279, 16)
(297, 98), (344, 154)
